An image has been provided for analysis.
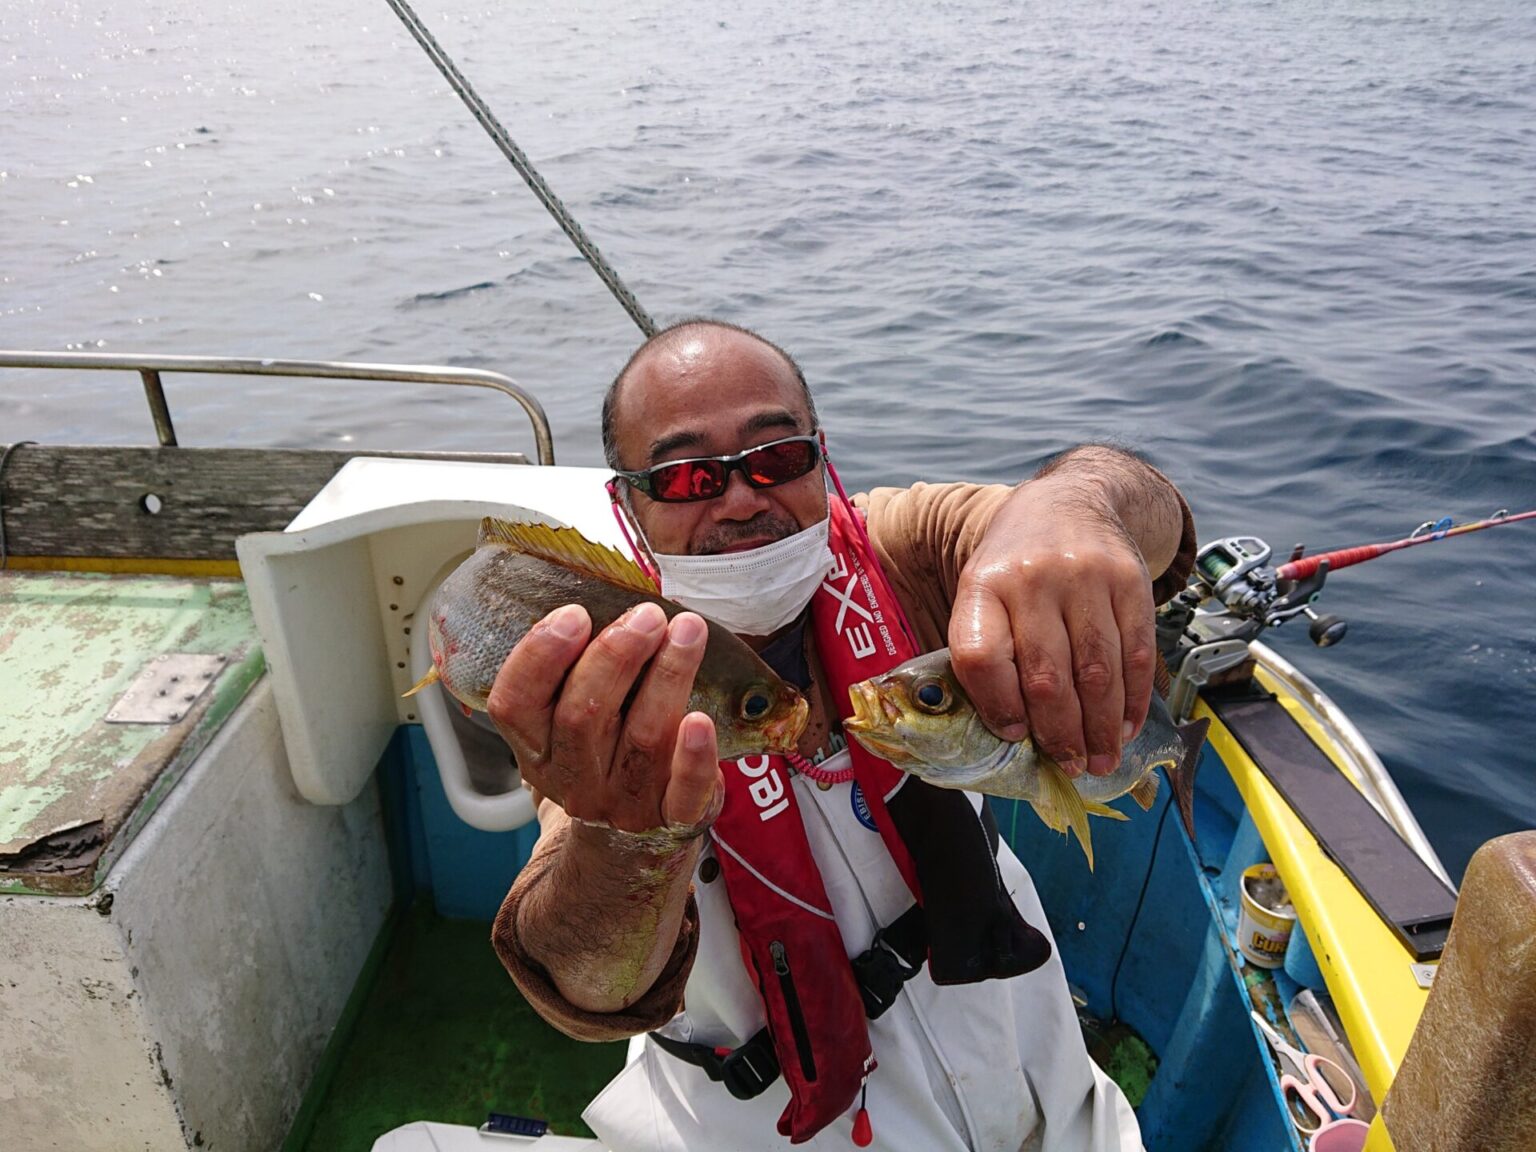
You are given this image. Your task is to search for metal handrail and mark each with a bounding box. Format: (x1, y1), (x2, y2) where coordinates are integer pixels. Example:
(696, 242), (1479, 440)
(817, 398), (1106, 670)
(0, 350), (556, 465)
(1250, 639), (1455, 890)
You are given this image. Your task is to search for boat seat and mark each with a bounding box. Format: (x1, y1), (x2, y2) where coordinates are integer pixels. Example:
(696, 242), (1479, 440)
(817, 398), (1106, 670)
(1383, 831), (1536, 1151)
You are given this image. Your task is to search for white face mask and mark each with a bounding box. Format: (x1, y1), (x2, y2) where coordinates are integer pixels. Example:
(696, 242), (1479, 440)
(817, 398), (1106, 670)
(653, 516), (833, 637)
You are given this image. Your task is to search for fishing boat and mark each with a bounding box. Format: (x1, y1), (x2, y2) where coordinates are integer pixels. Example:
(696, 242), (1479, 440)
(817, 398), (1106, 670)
(2, 349), (1529, 1152)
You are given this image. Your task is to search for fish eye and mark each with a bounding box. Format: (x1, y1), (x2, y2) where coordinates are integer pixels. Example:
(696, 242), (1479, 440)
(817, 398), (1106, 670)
(912, 677), (950, 713)
(741, 689), (772, 721)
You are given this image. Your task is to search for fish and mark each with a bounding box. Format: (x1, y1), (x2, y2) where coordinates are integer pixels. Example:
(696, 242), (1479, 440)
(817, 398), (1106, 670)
(843, 648), (1207, 869)
(405, 517), (809, 758)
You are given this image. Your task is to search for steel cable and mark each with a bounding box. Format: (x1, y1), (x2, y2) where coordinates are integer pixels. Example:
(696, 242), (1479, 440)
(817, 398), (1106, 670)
(382, 0), (657, 337)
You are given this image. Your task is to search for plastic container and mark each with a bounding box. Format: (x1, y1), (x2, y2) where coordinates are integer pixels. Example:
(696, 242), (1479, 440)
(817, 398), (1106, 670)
(1309, 1117), (1369, 1152)
(1238, 863), (1296, 968)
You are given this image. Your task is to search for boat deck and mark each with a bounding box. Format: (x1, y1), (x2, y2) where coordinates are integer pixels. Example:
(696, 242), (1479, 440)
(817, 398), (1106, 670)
(0, 569), (264, 896)
(287, 898), (1157, 1151)
(288, 901), (627, 1151)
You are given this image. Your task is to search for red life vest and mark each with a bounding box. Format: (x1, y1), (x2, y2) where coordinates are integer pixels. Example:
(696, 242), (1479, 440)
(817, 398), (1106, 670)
(710, 496), (1051, 1144)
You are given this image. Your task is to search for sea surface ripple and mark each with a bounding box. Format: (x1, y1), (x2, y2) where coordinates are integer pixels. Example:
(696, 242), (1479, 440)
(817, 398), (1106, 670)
(3, 0), (1534, 880)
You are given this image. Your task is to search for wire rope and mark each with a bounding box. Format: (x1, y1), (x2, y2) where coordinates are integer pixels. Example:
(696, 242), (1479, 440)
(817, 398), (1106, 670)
(382, 0), (657, 337)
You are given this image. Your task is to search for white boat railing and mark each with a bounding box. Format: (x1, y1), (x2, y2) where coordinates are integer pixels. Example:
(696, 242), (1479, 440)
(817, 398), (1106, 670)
(0, 350), (556, 465)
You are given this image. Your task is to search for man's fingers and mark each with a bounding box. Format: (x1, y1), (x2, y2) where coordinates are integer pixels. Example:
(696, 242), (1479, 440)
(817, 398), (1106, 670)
(1014, 619), (1089, 777)
(549, 602), (669, 787)
(663, 712), (723, 827)
(1113, 580), (1158, 741)
(487, 603), (592, 771)
(617, 612), (709, 800)
(949, 586), (1031, 743)
(1071, 607), (1125, 777)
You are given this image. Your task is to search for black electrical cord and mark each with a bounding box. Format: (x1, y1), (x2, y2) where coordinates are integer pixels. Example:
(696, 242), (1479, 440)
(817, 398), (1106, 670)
(1108, 792), (1174, 1022)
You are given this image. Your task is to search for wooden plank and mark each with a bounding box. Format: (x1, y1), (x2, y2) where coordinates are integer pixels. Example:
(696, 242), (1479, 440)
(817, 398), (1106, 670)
(0, 444), (526, 561)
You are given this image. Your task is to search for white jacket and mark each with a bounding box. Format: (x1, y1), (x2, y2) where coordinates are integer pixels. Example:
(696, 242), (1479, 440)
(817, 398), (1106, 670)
(584, 752), (1144, 1152)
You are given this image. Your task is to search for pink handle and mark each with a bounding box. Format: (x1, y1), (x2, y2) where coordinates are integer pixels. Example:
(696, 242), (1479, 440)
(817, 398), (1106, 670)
(1280, 1053), (1356, 1131)
(1301, 1053), (1357, 1116)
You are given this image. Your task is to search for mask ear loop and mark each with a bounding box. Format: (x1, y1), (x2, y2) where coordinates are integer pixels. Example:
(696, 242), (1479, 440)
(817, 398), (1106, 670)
(606, 478), (662, 588)
(818, 432), (921, 653)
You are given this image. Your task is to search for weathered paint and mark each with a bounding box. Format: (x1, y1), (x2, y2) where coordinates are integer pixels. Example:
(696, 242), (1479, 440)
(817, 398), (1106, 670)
(0, 570), (263, 894)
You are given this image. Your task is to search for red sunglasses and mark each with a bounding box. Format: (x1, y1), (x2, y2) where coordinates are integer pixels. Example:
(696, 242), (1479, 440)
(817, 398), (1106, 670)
(614, 433), (823, 503)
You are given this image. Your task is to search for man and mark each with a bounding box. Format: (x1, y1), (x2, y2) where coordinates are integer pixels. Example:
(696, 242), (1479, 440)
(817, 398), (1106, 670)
(489, 320), (1195, 1151)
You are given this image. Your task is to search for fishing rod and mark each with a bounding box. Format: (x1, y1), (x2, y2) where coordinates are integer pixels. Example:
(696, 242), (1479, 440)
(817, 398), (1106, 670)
(1272, 508), (1536, 582)
(382, 0), (657, 337)
(1160, 507), (1536, 655)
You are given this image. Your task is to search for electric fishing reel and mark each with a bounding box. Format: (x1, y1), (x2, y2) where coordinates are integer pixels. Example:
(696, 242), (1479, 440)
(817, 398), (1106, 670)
(1159, 534), (1347, 653)
(1189, 536), (1346, 647)
(1158, 535), (1346, 721)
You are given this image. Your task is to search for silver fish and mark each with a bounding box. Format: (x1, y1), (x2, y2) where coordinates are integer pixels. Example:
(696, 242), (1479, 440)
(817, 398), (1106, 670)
(844, 648), (1207, 869)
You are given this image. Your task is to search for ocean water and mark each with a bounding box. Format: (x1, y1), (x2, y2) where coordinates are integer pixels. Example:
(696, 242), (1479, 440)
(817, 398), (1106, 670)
(3, 0), (1533, 881)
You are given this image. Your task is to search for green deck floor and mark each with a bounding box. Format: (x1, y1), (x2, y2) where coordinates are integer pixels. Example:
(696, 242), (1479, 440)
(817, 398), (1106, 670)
(294, 902), (626, 1151)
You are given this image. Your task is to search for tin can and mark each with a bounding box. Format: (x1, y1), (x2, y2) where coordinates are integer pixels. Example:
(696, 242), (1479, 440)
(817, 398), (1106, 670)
(1238, 863), (1296, 968)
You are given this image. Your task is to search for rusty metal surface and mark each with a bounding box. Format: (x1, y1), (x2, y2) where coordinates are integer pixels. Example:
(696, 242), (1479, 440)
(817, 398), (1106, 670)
(0, 570), (264, 895)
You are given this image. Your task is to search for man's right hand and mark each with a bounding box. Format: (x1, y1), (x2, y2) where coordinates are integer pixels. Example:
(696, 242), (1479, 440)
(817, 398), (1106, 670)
(486, 600), (725, 834)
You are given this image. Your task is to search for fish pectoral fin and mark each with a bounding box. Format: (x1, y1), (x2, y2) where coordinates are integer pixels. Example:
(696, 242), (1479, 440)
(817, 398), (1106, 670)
(1031, 788), (1069, 835)
(1031, 760), (1095, 871)
(478, 517), (656, 593)
(402, 665), (440, 698)
(1083, 799), (1130, 822)
(1129, 771), (1160, 812)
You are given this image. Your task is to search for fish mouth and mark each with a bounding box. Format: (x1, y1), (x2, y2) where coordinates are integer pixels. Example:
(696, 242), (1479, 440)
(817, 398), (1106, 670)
(762, 694), (810, 752)
(843, 682), (906, 758)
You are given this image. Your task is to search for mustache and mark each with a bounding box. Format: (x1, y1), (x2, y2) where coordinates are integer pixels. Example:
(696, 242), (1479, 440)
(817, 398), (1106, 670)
(695, 513), (802, 555)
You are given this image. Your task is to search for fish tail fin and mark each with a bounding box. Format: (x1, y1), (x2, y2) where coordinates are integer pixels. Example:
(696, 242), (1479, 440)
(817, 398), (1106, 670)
(1031, 760), (1095, 871)
(1167, 717), (1209, 843)
(402, 665), (440, 698)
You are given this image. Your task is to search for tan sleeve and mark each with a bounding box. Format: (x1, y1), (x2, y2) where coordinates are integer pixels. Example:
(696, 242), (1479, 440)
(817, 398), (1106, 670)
(490, 796), (699, 1043)
(855, 477), (1198, 647)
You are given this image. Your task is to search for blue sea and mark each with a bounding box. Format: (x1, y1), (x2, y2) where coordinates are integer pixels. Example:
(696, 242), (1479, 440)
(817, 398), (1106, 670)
(3, 0), (1533, 881)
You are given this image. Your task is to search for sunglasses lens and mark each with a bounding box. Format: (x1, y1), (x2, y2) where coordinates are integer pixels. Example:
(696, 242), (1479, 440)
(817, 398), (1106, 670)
(744, 439), (819, 486)
(639, 438), (820, 502)
(650, 460), (727, 502)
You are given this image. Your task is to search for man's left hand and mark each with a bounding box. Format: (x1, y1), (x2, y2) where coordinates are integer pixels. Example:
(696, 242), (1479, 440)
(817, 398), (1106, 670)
(948, 475), (1157, 778)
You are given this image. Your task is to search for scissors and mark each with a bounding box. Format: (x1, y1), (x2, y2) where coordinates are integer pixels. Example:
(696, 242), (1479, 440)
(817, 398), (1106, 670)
(1251, 1010), (1358, 1134)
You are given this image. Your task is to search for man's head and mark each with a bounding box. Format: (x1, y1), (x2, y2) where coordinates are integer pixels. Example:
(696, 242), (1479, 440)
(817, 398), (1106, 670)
(604, 320), (827, 557)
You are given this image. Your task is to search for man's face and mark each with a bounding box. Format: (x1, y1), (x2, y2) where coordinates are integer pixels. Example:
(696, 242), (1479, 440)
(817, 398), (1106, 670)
(612, 329), (827, 557)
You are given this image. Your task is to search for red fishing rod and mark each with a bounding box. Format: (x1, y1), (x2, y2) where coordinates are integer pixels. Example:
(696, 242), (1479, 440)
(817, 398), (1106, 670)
(1166, 507), (1536, 654)
(1274, 508), (1536, 583)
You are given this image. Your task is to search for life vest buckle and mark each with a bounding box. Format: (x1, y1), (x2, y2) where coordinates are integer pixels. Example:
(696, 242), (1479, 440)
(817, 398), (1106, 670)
(852, 919), (924, 1020)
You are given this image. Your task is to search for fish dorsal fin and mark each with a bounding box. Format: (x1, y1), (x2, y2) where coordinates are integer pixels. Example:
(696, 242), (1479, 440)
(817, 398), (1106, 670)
(478, 517), (656, 593)
(1129, 771), (1160, 812)
(1083, 799), (1130, 822)
(1032, 760), (1096, 871)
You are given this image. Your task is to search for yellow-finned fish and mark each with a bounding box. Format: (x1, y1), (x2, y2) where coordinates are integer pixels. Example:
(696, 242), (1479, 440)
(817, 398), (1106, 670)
(843, 648), (1207, 869)
(405, 518), (809, 758)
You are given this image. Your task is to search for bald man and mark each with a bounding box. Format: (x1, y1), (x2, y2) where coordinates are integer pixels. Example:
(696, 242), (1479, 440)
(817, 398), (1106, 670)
(489, 320), (1194, 1151)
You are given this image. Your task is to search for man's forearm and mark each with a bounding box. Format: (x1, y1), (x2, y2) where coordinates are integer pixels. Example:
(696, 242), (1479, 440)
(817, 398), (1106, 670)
(1031, 444), (1186, 579)
(515, 816), (699, 1014)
